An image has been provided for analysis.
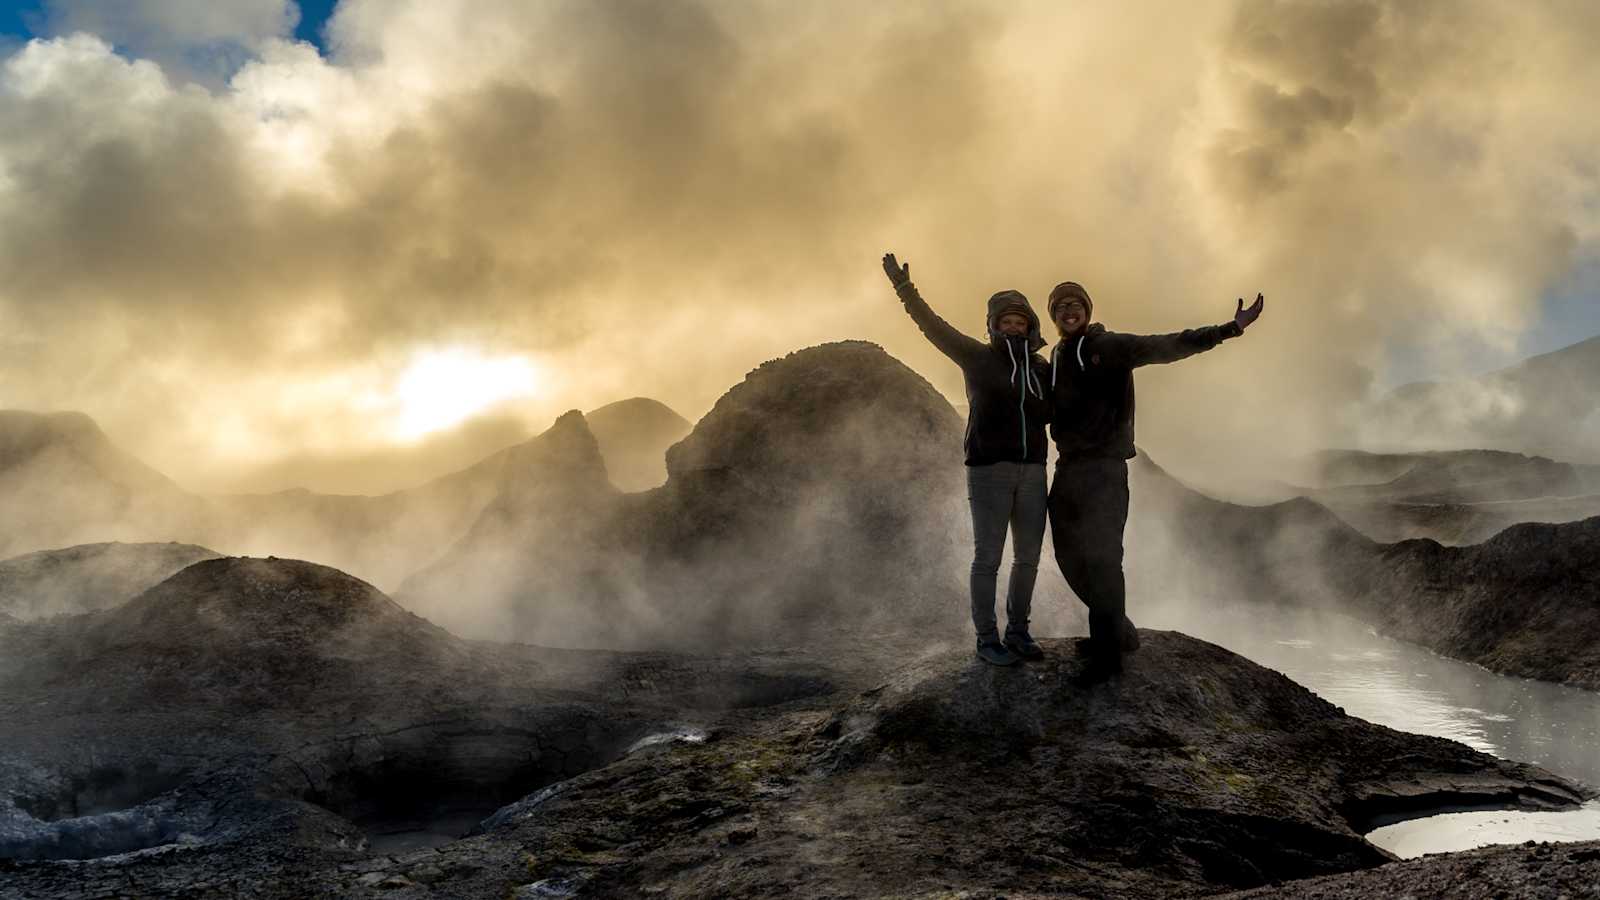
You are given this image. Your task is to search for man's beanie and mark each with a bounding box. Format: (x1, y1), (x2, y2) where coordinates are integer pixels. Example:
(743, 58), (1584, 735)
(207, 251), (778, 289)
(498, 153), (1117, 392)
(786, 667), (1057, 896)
(1048, 281), (1093, 320)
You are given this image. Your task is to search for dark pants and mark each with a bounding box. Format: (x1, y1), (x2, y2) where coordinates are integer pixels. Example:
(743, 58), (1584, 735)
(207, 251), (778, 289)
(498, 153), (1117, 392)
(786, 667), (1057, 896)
(967, 462), (1048, 643)
(1048, 456), (1129, 654)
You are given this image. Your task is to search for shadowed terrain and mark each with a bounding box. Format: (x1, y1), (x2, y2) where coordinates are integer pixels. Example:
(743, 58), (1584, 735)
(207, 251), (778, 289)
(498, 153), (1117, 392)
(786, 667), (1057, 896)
(4, 616), (1586, 897)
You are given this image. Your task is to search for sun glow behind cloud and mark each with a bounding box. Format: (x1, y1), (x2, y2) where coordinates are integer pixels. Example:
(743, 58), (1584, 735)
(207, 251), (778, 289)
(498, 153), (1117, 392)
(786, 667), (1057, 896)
(390, 347), (539, 442)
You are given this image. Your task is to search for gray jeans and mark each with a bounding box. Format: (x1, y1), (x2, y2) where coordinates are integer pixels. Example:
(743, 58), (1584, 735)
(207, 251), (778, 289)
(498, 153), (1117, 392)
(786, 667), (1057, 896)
(967, 461), (1048, 642)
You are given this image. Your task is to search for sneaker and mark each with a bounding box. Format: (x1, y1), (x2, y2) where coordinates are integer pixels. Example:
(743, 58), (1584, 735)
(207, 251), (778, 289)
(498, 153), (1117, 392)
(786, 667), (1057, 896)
(975, 638), (1020, 667)
(1120, 616), (1141, 652)
(1003, 631), (1044, 660)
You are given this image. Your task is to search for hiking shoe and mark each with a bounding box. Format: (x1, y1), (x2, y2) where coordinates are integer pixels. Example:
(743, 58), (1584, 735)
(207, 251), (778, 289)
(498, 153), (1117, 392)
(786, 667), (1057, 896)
(1120, 616), (1141, 652)
(1072, 648), (1123, 686)
(1003, 631), (1044, 660)
(975, 639), (1020, 667)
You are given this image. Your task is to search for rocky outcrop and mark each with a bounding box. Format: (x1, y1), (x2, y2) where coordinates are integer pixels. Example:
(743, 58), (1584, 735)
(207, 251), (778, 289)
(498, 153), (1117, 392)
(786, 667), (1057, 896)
(7, 631), (1572, 897)
(0, 541), (221, 620)
(1359, 518), (1600, 690)
(586, 397), (692, 491)
(394, 410), (633, 646)
(398, 342), (970, 649)
(0, 556), (836, 867)
(1135, 454), (1600, 691)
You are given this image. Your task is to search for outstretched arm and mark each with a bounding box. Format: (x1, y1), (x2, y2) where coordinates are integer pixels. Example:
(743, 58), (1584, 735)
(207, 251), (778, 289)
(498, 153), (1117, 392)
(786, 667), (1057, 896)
(1095, 293), (1264, 368)
(883, 253), (985, 363)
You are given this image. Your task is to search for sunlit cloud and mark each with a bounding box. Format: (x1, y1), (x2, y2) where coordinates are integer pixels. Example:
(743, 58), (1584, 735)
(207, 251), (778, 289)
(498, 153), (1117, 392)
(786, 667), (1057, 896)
(0, 0), (1597, 489)
(389, 347), (540, 442)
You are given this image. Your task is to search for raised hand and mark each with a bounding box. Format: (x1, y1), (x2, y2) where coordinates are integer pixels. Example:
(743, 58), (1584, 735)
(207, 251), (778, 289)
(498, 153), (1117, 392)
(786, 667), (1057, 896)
(1234, 293), (1265, 331)
(882, 252), (911, 288)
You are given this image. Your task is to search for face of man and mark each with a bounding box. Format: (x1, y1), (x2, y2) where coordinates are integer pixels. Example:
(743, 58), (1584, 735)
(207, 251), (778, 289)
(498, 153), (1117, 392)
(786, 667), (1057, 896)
(996, 313), (1031, 336)
(1054, 300), (1088, 337)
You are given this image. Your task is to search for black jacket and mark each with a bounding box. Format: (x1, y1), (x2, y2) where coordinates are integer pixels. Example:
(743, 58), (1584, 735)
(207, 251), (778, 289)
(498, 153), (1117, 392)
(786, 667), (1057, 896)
(896, 281), (1051, 466)
(1048, 321), (1241, 460)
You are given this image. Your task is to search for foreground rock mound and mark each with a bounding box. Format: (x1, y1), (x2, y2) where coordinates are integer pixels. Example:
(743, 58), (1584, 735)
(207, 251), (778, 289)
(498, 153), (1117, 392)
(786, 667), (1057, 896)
(3, 629), (1586, 896)
(1, 557), (835, 868)
(294, 632), (1583, 899)
(0, 541), (220, 621)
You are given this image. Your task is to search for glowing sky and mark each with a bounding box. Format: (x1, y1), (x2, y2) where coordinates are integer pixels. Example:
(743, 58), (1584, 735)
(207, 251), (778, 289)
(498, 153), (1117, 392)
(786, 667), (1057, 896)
(1, 1), (1597, 493)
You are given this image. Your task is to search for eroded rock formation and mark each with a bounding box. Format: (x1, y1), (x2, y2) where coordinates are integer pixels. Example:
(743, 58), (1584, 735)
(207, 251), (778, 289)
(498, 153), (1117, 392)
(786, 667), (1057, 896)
(398, 341), (970, 649)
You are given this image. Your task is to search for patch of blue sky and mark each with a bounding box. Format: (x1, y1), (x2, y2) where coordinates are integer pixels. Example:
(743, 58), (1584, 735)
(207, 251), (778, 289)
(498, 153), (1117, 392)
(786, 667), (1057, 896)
(1379, 257), (1600, 389)
(0, 1), (336, 54)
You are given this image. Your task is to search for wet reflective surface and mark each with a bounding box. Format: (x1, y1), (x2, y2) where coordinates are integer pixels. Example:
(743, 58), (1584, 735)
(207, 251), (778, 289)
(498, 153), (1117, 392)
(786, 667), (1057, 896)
(1145, 600), (1600, 857)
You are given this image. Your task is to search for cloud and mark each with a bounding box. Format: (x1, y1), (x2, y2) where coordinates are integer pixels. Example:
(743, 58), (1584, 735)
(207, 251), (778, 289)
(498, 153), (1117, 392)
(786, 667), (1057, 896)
(39, 0), (299, 87)
(0, 0), (1597, 489)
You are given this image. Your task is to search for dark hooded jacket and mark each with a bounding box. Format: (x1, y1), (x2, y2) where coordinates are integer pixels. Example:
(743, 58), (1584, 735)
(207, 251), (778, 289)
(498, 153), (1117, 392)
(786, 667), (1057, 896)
(1047, 320), (1241, 459)
(895, 281), (1051, 466)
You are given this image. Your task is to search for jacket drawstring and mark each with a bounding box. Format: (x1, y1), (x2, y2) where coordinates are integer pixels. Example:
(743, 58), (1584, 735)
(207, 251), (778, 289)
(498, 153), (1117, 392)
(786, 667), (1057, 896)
(1007, 338), (1029, 457)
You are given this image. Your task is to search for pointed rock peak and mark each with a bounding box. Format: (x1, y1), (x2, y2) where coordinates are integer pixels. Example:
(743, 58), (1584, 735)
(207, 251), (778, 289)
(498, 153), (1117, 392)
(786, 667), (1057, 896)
(500, 410), (610, 488)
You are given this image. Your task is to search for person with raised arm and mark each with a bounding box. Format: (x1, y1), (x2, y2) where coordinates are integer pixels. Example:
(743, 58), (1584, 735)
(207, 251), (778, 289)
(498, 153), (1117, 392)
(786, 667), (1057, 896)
(883, 252), (1051, 667)
(1044, 280), (1265, 682)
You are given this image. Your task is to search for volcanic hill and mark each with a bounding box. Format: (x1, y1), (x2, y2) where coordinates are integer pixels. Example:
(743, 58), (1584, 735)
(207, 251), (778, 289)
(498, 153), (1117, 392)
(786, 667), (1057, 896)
(398, 341), (969, 649)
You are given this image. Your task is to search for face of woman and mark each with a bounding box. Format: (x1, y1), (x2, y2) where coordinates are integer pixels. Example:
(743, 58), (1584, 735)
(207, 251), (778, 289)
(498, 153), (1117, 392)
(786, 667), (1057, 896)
(996, 313), (1030, 336)
(1054, 300), (1088, 337)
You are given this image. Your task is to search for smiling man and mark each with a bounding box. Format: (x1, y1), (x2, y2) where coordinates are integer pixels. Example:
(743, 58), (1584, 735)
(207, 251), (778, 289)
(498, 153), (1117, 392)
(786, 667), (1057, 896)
(1045, 280), (1264, 682)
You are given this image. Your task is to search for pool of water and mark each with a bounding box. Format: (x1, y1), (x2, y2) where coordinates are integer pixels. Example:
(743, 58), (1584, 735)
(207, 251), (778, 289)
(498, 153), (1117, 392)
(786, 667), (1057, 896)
(1143, 599), (1600, 857)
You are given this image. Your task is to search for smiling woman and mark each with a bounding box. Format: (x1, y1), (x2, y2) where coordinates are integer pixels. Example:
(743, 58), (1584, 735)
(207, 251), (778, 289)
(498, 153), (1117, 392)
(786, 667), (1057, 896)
(390, 347), (540, 442)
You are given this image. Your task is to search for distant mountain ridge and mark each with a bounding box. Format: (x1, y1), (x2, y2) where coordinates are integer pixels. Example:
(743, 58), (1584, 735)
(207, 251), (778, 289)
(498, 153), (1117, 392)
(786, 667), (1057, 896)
(1364, 333), (1600, 463)
(0, 542), (222, 621)
(0, 397), (693, 589)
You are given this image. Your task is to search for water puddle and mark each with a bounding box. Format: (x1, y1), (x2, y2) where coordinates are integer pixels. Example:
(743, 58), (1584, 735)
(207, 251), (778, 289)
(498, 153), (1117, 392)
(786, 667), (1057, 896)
(1367, 801), (1600, 858)
(1145, 600), (1600, 854)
